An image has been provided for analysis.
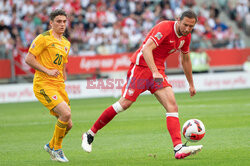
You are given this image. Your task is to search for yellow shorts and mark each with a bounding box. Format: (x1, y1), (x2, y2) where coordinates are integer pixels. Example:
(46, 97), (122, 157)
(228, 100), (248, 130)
(33, 83), (70, 116)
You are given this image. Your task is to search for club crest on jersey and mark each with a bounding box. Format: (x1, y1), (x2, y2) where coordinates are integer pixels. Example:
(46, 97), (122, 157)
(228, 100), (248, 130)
(64, 47), (68, 53)
(52, 95), (57, 100)
(155, 32), (163, 40)
(128, 89), (135, 96)
(178, 40), (185, 49)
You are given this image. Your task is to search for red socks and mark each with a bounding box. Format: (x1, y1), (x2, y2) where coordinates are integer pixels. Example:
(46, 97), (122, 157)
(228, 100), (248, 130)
(90, 106), (182, 148)
(166, 114), (182, 147)
(91, 106), (117, 134)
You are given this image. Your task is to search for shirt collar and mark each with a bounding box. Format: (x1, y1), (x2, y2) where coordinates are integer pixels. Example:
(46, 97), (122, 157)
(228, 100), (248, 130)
(174, 21), (182, 38)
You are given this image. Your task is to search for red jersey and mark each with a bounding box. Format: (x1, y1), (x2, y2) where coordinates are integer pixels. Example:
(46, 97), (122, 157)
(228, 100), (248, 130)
(131, 21), (191, 70)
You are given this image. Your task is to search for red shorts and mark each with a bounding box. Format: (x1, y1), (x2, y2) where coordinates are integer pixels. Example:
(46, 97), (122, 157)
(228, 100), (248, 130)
(122, 63), (172, 101)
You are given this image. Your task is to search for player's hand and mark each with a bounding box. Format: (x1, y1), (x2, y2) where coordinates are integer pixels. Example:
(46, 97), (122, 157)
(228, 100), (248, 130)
(153, 72), (164, 84)
(46, 69), (60, 77)
(189, 85), (196, 97)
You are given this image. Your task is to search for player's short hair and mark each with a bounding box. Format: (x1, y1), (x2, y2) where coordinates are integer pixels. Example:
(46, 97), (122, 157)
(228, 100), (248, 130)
(49, 9), (67, 21)
(180, 10), (197, 23)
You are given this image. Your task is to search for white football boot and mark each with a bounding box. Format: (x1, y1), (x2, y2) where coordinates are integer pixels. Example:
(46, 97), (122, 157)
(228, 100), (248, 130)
(44, 143), (56, 161)
(81, 132), (94, 153)
(52, 149), (69, 162)
(174, 145), (203, 159)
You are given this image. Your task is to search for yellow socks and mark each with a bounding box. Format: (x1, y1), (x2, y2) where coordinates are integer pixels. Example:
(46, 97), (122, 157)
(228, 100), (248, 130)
(49, 119), (68, 150)
(48, 136), (54, 149)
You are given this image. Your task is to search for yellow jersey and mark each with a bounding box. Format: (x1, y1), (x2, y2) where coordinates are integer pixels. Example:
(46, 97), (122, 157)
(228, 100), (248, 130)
(29, 29), (71, 85)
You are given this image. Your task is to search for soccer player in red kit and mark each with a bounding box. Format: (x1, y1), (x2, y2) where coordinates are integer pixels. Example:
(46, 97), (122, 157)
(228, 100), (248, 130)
(82, 10), (203, 159)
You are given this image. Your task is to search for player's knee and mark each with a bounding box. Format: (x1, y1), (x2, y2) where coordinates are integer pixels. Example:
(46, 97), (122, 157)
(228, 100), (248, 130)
(121, 100), (133, 110)
(169, 103), (178, 113)
(62, 110), (71, 121)
(113, 98), (134, 113)
(120, 99), (133, 110)
(112, 100), (131, 113)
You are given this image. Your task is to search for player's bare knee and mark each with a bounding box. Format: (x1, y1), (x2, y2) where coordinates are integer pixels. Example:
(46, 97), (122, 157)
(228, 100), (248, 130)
(169, 103), (178, 113)
(112, 99), (133, 113)
(62, 111), (71, 121)
(120, 99), (133, 110)
(122, 101), (133, 110)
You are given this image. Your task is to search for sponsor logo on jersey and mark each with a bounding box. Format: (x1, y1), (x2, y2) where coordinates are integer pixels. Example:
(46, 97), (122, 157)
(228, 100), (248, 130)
(65, 47), (68, 53)
(170, 40), (175, 43)
(52, 95), (57, 100)
(155, 32), (163, 40)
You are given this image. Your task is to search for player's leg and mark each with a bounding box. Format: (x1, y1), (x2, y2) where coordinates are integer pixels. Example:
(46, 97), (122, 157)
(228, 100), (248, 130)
(82, 64), (147, 152)
(62, 90), (73, 137)
(91, 97), (133, 134)
(154, 87), (202, 159)
(82, 97), (134, 152)
(154, 87), (181, 145)
(51, 115), (72, 136)
(65, 119), (73, 137)
(34, 85), (71, 162)
(57, 89), (73, 138)
(50, 101), (71, 162)
(45, 117), (71, 162)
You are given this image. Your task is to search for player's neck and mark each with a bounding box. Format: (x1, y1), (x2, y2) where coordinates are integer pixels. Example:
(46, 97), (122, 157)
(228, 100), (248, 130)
(52, 30), (63, 41)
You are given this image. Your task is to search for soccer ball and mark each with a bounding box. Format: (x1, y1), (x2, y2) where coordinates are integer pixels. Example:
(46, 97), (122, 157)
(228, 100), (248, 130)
(182, 119), (205, 142)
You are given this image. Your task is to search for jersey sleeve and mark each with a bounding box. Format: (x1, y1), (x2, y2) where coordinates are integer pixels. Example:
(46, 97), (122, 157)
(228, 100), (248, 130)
(180, 35), (191, 54)
(149, 21), (171, 46)
(28, 34), (46, 57)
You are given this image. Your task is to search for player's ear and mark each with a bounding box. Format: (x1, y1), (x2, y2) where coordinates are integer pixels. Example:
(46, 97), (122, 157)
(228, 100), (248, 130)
(49, 20), (53, 27)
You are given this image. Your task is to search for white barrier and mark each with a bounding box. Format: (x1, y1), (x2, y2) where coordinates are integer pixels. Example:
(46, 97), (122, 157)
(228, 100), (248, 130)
(0, 71), (250, 103)
(170, 71), (250, 92)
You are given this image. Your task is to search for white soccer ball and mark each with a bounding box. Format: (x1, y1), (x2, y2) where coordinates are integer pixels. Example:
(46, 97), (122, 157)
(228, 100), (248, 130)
(182, 119), (205, 142)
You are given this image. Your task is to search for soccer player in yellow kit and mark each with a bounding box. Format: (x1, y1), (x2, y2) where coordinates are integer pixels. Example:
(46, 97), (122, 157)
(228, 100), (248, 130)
(25, 9), (71, 162)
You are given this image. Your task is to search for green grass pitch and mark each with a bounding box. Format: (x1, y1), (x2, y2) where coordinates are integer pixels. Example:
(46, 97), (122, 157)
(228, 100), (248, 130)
(0, 89), (250, 166)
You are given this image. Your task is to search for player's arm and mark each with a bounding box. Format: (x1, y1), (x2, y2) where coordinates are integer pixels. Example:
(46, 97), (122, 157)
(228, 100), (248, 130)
(25, 52), (60, 77)
(180, 52), (196, 97)
(63, 63), (67, 81)
(142, 38), (163, 82)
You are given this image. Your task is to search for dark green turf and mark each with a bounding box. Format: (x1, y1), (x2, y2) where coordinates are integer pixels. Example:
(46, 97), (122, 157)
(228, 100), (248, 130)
(0, 89), (249, 166)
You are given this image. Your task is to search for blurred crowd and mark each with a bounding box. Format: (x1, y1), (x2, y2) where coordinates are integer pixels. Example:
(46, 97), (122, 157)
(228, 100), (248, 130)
(0, 0), (249, 59)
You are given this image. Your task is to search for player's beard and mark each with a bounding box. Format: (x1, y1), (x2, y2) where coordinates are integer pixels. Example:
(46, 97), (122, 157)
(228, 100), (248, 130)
(177, 24), (187, 36)
(179, 28), (190, 36)
(181, 31), (189, 36)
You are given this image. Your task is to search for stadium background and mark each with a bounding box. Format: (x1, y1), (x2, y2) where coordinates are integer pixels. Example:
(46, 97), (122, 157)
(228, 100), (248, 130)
(0, 0), (250, 165)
